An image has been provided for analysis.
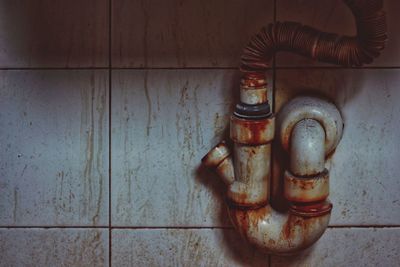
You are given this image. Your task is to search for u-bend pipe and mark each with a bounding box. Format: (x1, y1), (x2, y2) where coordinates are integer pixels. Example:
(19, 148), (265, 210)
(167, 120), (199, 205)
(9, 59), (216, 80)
(202, 0), (384, 255)
(202, 77), (343, 254)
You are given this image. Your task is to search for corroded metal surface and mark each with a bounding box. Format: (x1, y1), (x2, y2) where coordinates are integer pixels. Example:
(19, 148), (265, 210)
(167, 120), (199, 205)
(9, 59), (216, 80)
(274, 69), (400, 226)
(240, 73), (269, 104)
(203, 91), (343, 254)
(228, 205), (331, 255)
(227, 144), (271, 207)
(284, 170), (329, 203)
(230, 116), (275, 145)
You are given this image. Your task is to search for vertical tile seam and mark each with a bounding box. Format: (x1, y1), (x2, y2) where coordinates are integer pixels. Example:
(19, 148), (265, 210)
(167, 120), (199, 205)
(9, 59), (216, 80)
(108, 0), (112, 266)
(270, 1), (277, 266)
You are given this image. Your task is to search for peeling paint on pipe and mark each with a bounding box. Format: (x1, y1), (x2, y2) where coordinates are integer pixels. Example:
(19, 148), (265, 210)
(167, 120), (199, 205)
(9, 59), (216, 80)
(202, 90), (343, 254)
(228, 205), (331, 255)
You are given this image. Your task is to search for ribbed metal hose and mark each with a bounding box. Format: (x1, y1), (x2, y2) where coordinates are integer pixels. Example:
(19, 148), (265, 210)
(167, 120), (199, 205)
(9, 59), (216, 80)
(241, 0), (387, 72)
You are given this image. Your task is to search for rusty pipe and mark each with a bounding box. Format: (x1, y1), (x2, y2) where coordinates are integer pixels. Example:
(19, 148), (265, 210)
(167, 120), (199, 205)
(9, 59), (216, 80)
(202, 92), (343, 254)
(229, 204), (331, 255)
(279, 96), (343, 209)
(241, 0), (387, 75)
(227, 116), (274, 207)
(203, 74), (274, 207)
(226, 98), (337, 254)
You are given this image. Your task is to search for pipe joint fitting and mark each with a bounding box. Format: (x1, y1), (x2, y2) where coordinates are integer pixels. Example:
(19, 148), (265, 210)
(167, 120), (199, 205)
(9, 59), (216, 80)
(289, 201), (333, 218)
(284, 169), (329, 203)
(239, 73), (270, 105)
(230, 116), (275, 145)
(227, 180), (269, 208)
(202, 96), (343, 255)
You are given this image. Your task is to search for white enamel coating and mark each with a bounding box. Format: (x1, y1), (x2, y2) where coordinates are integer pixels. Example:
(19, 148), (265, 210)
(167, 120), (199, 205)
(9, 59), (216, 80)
(284, 170), (329, 203)
(290, 119), (325, 176)
(240, 86), (268, 105)
(215, 157), (236, 185)
(278, 96), (343, 155)
(203, 95), (345, 254)
(228, 144), (270, 205)
(202, 142), (235, 185)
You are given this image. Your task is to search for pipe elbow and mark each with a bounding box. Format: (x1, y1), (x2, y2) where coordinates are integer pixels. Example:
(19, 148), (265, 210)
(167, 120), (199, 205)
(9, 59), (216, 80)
(228, 205), (331, 255)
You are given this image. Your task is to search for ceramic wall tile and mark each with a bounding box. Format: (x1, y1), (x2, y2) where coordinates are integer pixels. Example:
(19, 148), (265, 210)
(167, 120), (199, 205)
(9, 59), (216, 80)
(112, 229), (268, 267)
(271, 227), (400, 267)
(111, 0), (274, 68)
(0, 70), (109, 226)
(0, 228), (109, 267)
(111, 69), (268, 226)
(275, 0), (399, 67)
(274, 69), (400, 225)
(0, 0), (108, 67)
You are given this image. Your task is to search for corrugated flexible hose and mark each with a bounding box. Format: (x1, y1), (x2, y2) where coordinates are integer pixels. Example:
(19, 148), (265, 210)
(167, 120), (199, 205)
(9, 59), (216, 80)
(241, 0), (387, 72)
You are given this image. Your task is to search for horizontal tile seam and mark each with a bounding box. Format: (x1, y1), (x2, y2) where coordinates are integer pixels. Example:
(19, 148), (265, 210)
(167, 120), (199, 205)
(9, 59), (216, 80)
(0, 66), (399, 71)
(1, 225), (399, 230)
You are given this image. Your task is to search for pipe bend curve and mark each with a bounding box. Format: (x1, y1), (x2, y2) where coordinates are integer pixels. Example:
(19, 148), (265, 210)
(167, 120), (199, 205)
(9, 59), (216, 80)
(241, 0), (387, 72)
(228, 205), (331, 255)
(277, 96), (343, 155)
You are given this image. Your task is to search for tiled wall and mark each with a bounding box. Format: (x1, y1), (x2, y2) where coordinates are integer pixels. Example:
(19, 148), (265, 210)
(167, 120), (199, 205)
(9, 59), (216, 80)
(0, 0), (399, 266)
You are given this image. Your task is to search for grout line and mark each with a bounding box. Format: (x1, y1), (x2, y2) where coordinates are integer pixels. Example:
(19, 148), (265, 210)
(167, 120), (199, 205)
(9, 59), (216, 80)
(0, 226), (110, 229)
(0, 66), (399, 71)
(269, 2), (276, 266)
(274, 66), (400, 70)
(1, 225), (399, 230)
(110, 226), (234, 230)
(0, 67), (109, 70)
(108, 0), (112, 266)
(328, 225), (400, 228)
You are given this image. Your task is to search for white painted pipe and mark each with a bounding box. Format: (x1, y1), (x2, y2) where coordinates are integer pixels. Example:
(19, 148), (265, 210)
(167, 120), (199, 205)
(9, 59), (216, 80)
(228, 115), (274, 206)
(203, 92), (343, 255)
(201, 142), (235, 185)
(278, 96), (343, 155)
(227, 143), (270, 207)
(290, 119), (325, 176)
